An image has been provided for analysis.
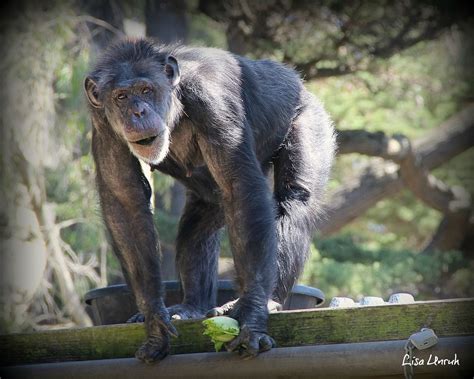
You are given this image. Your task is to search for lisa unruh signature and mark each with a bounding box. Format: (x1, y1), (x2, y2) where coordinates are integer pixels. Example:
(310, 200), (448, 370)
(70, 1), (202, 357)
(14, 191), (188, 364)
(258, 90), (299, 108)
(402, 353), (460, 367)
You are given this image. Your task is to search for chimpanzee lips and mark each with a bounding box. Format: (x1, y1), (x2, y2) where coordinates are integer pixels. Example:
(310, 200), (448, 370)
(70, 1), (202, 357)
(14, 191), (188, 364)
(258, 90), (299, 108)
(133, 135), (158, 146)
(128, 129), (170, 165)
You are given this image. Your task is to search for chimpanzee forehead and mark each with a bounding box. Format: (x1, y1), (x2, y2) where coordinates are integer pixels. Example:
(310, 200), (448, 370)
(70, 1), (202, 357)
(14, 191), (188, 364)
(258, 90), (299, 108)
(100, 59), (167, 90)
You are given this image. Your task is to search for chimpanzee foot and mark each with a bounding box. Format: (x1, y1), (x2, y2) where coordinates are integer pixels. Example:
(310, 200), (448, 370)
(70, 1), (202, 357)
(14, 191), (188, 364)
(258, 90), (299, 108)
(225, 325), (276, 358)
(206, 299), (282, 317)
(167, 303), (205, 320)
(205, 299), (239, 317)
(129, 304), (205, 323)
(127, 312), (145, 323)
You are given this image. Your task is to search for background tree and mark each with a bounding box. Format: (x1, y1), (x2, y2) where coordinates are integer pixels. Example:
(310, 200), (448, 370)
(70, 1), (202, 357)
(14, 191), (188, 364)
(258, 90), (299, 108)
(0, 0), (472, 332)
(199, 0), (471, 77)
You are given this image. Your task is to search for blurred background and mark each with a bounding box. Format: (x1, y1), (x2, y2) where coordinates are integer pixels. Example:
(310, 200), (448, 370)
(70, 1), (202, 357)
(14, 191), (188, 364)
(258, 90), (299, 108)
(0, 0), (473, 332)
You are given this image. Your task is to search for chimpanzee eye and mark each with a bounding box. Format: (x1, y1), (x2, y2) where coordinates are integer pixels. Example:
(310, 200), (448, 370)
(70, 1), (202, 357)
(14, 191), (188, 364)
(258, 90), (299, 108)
(117, 93), (127, 100)
(142, 87), (152, 94)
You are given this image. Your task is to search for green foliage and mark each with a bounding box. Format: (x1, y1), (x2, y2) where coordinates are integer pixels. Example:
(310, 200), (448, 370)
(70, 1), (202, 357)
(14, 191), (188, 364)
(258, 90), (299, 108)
(433, 149), (474, 198)
(189, 13), (227, 48)
(153, 212), (179, 246)
(302, 235), (471, 301)
(309, 35), (473, 256)
(312, 39), (468, 137)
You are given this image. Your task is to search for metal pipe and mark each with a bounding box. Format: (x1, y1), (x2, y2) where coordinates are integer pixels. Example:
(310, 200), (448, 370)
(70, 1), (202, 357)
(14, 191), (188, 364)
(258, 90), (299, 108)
(2, 337), (473, 378)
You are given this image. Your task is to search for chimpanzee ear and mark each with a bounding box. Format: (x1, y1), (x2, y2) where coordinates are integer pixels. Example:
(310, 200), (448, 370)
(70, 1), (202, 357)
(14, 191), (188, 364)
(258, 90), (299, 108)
(84, 76), (102, 108)
(164, 55), (180, 87)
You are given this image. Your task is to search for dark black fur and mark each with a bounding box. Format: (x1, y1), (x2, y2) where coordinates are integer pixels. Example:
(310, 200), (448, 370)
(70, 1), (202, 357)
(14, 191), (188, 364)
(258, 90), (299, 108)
(85, 39), (335, 362)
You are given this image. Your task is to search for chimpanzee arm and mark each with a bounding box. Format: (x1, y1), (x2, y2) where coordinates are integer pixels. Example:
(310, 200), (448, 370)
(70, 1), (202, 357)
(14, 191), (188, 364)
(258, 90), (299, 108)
(91, 121), (177, 362)
(196, 116), (278, 355)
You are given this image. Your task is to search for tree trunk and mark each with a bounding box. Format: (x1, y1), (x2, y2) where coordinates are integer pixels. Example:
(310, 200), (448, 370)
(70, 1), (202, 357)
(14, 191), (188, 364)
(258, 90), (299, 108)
(80, 0), (125, 52)
(226, 20), (248, 55)
(145, 0), (188, 43)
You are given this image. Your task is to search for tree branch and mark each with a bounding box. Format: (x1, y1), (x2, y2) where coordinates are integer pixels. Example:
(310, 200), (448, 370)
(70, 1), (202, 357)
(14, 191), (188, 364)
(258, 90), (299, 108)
(320, 105), (474, 240)
(319, 162), (403, 236)
(337, 130), (410, 161)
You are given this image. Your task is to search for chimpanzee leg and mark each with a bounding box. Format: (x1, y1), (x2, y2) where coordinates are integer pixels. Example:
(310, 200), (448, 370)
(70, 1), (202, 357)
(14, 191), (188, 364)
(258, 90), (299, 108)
(206, 97), (335, 316)
(167, 191), (225, 319)
(272, 96), (335, 303)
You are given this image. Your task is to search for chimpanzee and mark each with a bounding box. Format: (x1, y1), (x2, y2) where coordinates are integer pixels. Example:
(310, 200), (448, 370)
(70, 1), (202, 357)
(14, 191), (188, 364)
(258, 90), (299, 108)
(85, 38), (335, 362)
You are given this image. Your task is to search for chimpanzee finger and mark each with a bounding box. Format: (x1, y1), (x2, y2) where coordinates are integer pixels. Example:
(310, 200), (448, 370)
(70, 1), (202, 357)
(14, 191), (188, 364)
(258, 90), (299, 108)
(242, 335), (260, 358)
(135, 339), (169, 364)
(162, 320), (179, 338)
(229, 328), (274, 358)
(259, 334), (275, 352)
(225, 325), (251, 352)
(225, 334), (243, 352)
(127, 312), (145, 323)
(206, 299), (239, 318)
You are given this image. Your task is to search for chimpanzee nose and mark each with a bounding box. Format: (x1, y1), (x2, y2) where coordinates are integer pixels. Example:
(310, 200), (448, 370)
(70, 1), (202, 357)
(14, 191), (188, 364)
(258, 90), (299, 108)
(132, 103), (146, 118)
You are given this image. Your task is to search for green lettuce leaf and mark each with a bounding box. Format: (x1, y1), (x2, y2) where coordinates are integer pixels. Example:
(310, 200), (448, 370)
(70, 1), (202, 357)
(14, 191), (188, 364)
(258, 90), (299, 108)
(202, 316), (240, 351)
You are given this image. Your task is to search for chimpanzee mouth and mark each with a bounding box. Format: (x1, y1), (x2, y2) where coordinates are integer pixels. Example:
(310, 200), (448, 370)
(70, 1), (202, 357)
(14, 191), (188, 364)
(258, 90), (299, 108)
(133, 135), (158, 146)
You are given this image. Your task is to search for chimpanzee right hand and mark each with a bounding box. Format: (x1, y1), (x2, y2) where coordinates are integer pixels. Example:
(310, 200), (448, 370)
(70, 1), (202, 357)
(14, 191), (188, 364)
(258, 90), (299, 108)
(134, 301), (178, 364)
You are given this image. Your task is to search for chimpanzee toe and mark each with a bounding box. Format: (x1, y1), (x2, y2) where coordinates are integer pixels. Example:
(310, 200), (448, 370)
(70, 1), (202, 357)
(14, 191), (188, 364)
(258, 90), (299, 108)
(167, 304), (205, 320)
(127, 312), (145, 323)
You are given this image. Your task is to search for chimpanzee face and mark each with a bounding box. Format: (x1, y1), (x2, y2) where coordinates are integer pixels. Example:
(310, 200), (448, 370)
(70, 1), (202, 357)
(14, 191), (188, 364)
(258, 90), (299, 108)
(84, 55), (180, 165)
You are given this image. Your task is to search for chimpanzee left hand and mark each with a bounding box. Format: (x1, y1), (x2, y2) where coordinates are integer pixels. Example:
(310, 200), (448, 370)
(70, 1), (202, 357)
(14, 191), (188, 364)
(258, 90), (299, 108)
(225, 325), (275, 358)
(207, 298), (277, 358)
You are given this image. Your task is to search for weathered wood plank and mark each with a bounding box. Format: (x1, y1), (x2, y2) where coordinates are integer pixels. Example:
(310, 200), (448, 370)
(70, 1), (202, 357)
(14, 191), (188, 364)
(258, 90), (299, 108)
(1, 298), (473, 366)
(3, 337), (474, 379)
(0, 337), (474, 379)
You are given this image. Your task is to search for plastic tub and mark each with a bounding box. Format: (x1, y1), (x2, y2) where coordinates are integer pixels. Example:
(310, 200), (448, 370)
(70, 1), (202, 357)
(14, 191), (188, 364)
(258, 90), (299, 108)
(84, 280), (324, 325)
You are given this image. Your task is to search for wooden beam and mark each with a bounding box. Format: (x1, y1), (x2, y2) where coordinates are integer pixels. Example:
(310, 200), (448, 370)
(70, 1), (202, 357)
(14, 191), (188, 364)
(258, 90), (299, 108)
(1, 298), (473, 366)
(3, 337), (473, 378)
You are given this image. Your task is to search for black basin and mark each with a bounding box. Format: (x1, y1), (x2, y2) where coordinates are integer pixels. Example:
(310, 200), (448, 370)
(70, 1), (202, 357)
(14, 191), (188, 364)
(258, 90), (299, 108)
(84, 280), (324, 325)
